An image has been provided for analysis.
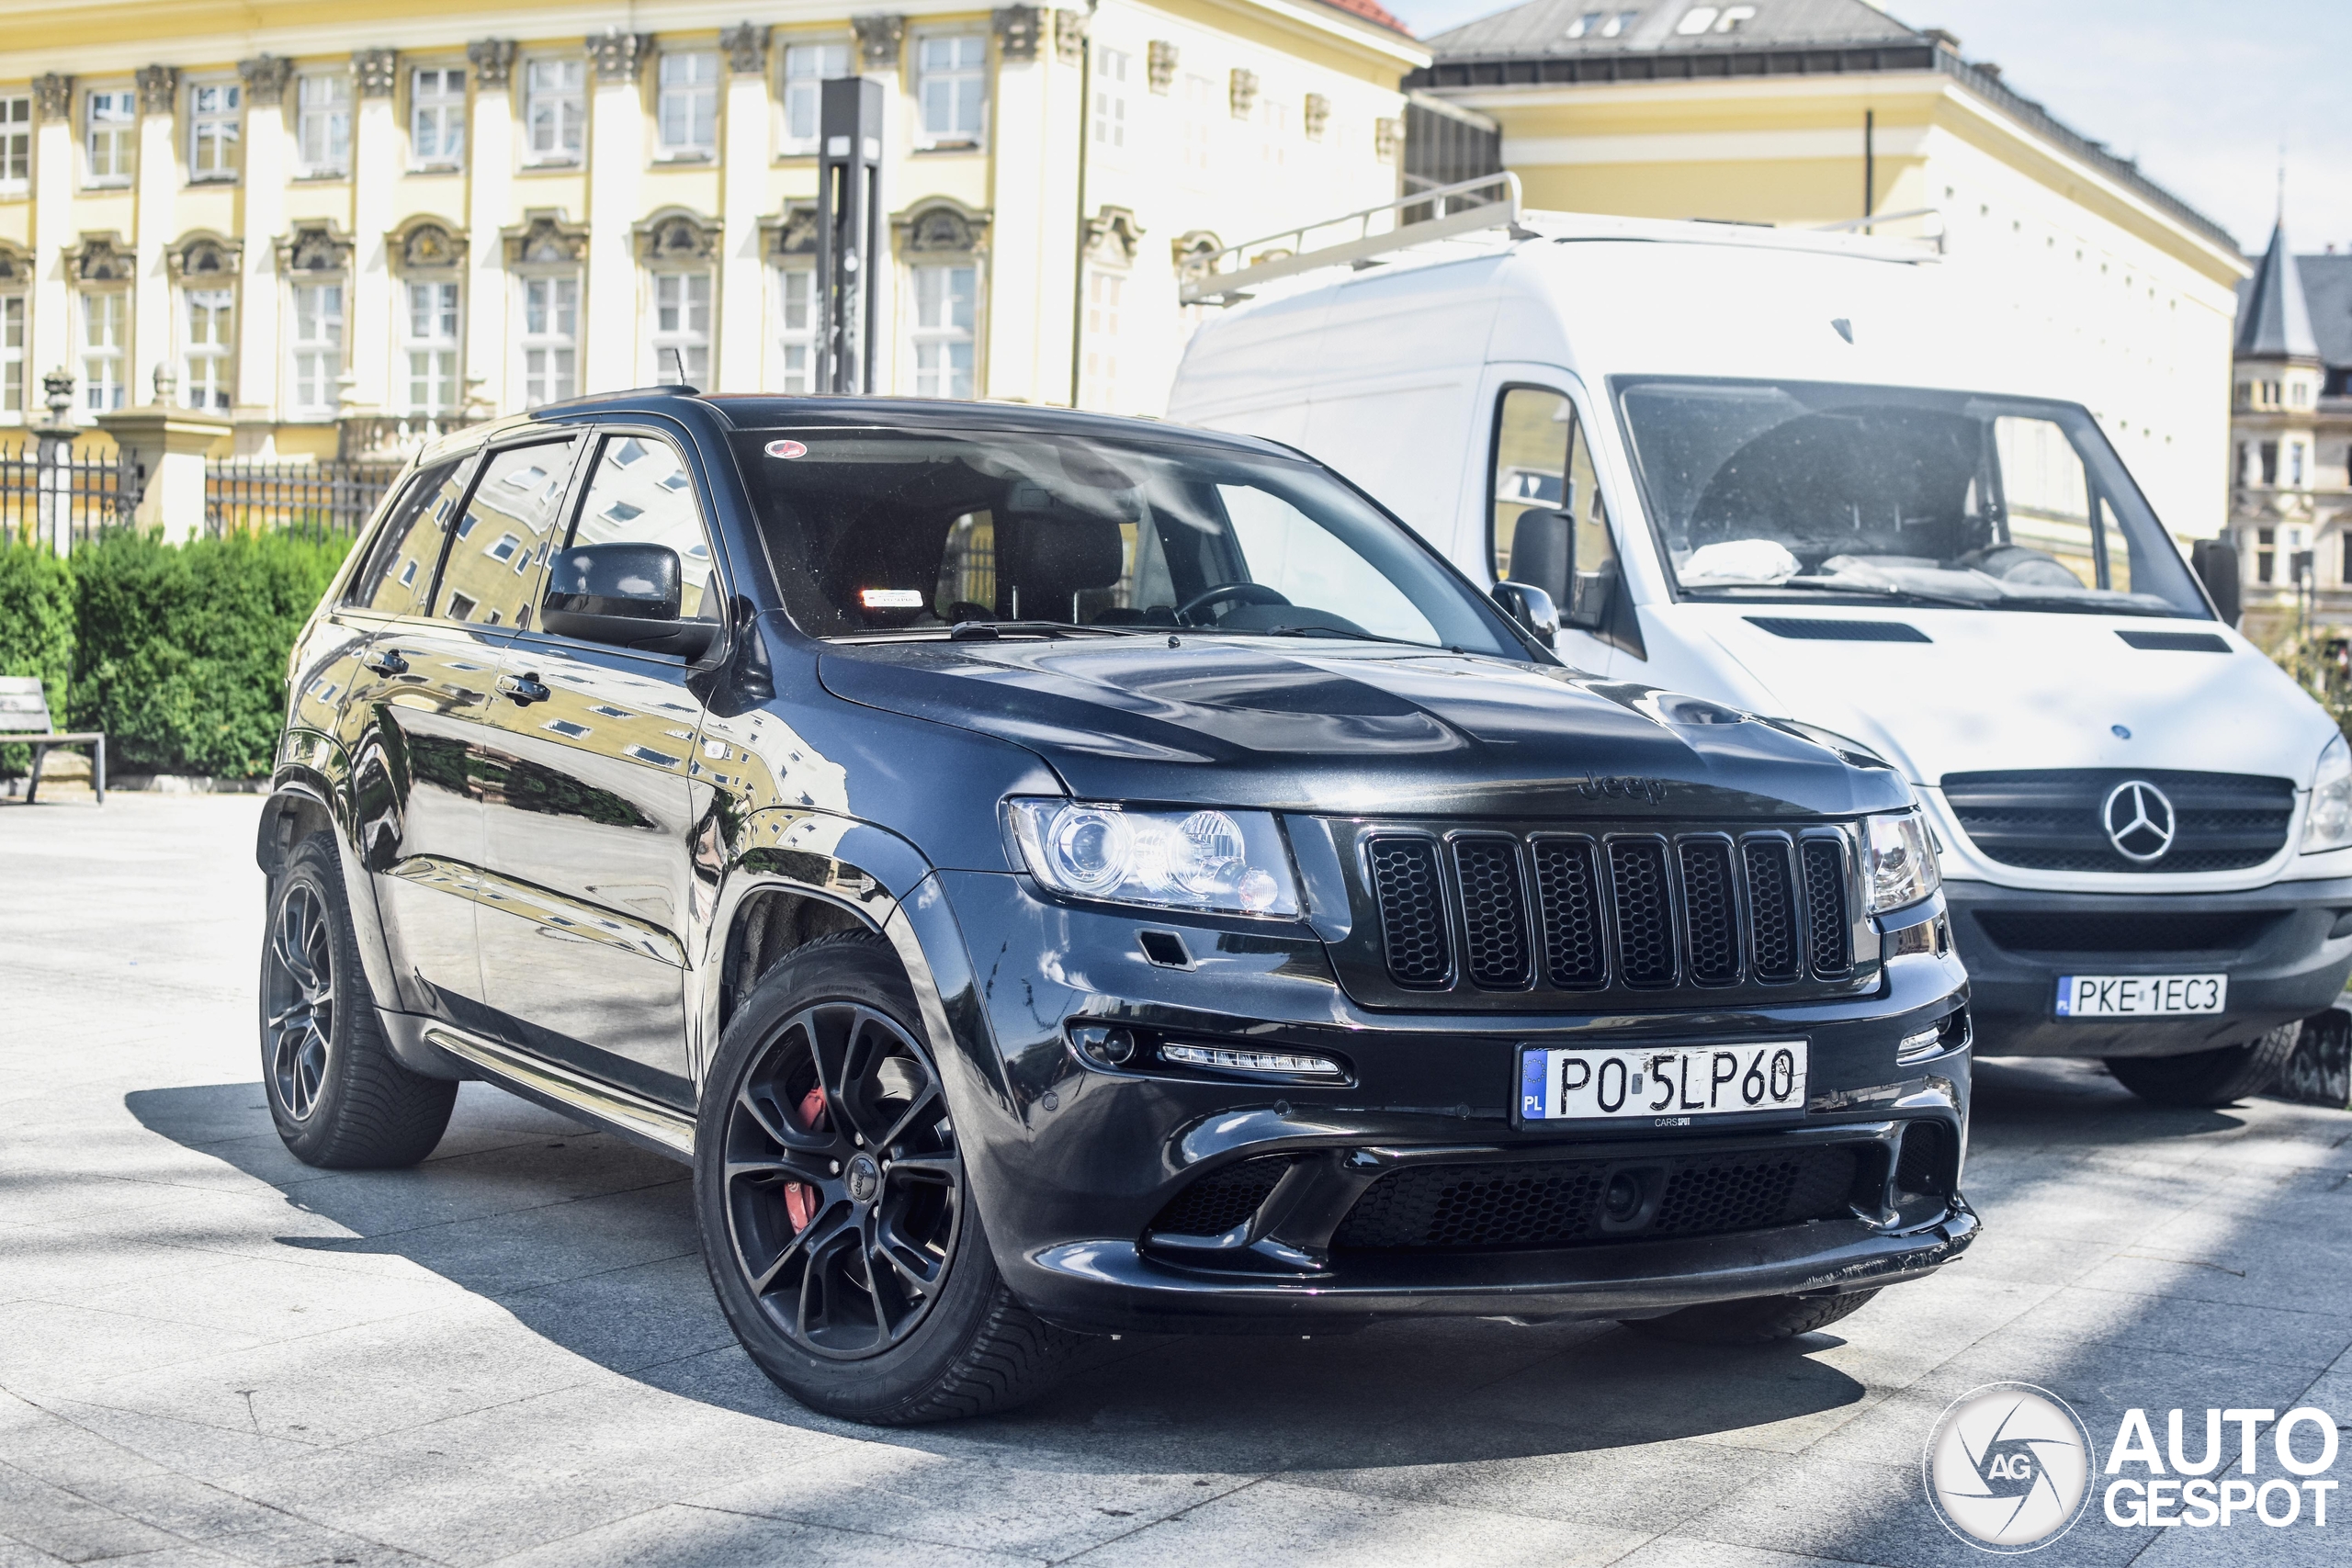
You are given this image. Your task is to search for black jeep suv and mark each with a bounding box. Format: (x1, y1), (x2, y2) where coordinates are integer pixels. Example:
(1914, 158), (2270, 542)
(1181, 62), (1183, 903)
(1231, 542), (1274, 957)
(259, 389), (1975, 1423)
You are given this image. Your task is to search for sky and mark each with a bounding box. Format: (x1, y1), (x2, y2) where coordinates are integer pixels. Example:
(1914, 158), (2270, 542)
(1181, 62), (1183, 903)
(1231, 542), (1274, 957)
(1380, 0), (2352, 258)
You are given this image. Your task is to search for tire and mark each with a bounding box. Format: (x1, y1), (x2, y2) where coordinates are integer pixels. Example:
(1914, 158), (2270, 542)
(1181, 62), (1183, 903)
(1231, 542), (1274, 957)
(695, 931), (1089, 1425)
(1622, 1288), (1880, 1345)
(2106, 1022), (2300, 1108)
(259, 834), (458, 1168)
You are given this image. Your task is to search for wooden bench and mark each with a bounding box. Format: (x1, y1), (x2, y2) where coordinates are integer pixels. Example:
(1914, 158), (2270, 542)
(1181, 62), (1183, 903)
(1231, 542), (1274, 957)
(0, 676), (106, 804)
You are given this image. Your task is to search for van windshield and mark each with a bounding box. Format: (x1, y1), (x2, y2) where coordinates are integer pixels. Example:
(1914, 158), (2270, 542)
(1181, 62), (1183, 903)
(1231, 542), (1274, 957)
(1614, 378), (2211, 618)
(727, 425), (1520, 655)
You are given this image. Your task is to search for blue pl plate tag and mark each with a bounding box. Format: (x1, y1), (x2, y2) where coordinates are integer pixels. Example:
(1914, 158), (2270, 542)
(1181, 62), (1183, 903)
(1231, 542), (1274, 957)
(1521, 1050), (1548, 1120)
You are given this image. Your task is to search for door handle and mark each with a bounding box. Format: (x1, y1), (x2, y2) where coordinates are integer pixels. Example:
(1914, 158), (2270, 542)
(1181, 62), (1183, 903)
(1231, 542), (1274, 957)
(497, 671), (551, 705)
(363, 648), (409, 677)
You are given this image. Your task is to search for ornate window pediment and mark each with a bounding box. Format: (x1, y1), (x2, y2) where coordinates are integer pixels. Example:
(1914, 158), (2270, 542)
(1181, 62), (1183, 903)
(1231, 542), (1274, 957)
(67, 233), (136, 285)
(278, 222), (354, 275)
(0, 241), (31, 286)
(1171, 229), (1222, 280)
(394, 220), (467, 272)
(763, 204), (821, 259)
(503, 210), (589, 267)
(894, 200), (991, 256)
(1084, 206), (1144, 268)
(168, 232), (243, 282)
(637, 210), (720, 265)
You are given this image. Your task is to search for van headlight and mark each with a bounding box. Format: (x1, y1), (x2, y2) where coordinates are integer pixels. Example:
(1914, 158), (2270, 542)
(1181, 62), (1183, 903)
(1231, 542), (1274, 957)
(1865, 810), (1940, 914)
(2304, 734), (2352, 853)
(1008, 800), (1301, 917)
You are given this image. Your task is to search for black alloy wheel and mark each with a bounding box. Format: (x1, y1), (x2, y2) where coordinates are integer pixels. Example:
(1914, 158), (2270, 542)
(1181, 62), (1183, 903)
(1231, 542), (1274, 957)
(264, 882), (336, 1122)
(723, 999), (963, 1359)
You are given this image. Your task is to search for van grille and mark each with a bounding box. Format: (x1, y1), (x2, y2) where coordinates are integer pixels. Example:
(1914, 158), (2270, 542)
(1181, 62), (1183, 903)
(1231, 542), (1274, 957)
(1941, 769), (2293, 874)
(1351, 822), (1859, 1005)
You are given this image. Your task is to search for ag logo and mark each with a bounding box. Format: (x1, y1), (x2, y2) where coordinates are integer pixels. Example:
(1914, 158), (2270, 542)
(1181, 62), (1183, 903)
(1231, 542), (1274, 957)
(1922, 1382), (2096, 1553)
(2101, 779), (2175, 863)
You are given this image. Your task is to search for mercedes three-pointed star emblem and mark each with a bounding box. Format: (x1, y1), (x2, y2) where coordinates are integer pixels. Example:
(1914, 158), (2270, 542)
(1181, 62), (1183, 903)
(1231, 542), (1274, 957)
(2101, 780), (2176, 863)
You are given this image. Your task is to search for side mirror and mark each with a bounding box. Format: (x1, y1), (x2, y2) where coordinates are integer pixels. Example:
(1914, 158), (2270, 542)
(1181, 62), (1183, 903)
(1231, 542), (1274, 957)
(2190, 537), (2241, 626)
(541, 543), (716, 658)
(1492, 581), (1559, 642)
(1511, 507), (1616, 631)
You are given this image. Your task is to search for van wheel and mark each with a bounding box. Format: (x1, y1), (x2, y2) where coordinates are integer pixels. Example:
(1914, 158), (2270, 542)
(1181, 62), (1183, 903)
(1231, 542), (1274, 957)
(1622, 1289), (1879, 1345)
(260, 835), (458, 1168)
(695, 931), (1090, 1425)
(2105, 1023), (2300, 1108)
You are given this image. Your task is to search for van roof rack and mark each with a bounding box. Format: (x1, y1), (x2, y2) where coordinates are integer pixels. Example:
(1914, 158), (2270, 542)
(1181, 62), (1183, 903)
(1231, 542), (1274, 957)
(1178, 173), (1532, 307)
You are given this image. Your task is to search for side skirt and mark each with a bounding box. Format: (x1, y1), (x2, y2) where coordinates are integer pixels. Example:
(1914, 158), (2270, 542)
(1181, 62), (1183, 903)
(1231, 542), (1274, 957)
(419, 1020), (697, 1164)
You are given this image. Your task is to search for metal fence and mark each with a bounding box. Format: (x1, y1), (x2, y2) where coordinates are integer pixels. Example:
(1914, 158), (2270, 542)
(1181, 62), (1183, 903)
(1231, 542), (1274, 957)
(206, 460), (399, 542)
(0, 440), (131, 547)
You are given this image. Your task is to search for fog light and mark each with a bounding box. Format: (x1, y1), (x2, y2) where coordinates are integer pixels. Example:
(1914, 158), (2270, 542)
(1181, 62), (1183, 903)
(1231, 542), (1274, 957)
(1070, 1024), (1137, 1066)
(1159, 1043), (1343, 1078)
(1603, 1169), (1644, 1222)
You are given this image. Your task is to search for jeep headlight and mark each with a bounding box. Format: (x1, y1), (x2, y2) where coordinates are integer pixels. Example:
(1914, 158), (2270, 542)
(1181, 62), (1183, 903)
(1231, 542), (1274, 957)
(1007, 800), (1301, 918)
(1865, 810), (1940, 914)
(2304, 734), (2352, 853)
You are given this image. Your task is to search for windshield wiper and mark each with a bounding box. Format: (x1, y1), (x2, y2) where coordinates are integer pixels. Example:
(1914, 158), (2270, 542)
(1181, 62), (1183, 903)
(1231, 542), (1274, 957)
(946, 620), (1135, 640)
(1683, 579), (1991, 612)
(1255, 624), (1425, 648)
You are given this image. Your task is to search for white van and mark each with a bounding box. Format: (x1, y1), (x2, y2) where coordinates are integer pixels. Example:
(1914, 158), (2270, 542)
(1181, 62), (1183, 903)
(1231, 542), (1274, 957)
(1168, 183), (2352, 1108)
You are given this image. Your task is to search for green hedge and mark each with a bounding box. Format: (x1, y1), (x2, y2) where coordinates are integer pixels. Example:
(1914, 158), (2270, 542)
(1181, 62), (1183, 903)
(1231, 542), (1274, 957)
(67, 531), (354, 778)
(0, 546), (75, 776)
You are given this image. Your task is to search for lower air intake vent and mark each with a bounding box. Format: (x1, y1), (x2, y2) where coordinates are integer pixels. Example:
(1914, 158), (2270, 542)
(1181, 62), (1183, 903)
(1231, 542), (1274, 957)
(1148, 1156), (1295, 1238)
(1368, 837), (1450, 987)
(1894, 1122), (1952, 1197)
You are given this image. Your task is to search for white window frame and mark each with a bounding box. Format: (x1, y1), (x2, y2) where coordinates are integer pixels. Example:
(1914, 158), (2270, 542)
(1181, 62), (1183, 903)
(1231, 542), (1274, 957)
(914, 33), (988, 150)
(188, 81), (241, 183)
(85, 89), (135, 187)
(517, 272), (580, 407)
(1093, 47), (1128, 149)
(81, 289), (129, 412)
(780, 40), (852, 155)
(180, 287), (235, 412)
(295, 73), (352, 178)
(909, 261), (978, 399)
(288, 280), (345, 417)
(0, 95), (28, 197)
(522, 58), (585, 166)
(656, 51), (720, 159)
(648, 268), (713, 385)
(771, 263), (816, 391)
(411, 66), (466, 170)
(1, 292), (26, 416)
(403, 278), (461, 416)
(1260, 96), (1290, 166)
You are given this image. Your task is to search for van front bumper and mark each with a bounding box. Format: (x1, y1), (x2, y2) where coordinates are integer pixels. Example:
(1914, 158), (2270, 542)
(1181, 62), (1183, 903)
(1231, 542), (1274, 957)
(1943, 876), (2352, 1058)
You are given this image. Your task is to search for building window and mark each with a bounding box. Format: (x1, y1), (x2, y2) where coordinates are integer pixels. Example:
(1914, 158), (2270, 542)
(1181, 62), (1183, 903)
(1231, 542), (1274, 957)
(182, 288), (234, 411)
(657, 51), (719, 157)
(82, 291), (128, 412)
(916, 35), (987, 148)
(650, 271), (711, 385)
(1260, 96), (1289, 166)
(775, 265), (815, 391)
(2258, 526), (2276, 584)
(1082, 270), (1122, 412)
(1094, 48), (1128, 147)
(412, 68), (465, 168)
(524, 60), (585, 164)
(405, 281), (460, 415)
(2290, 441), (2307, 489)
(520, 275), (578, 406)
(1182, 73), (1214, 173)
(86, 91), (135, 186)
(0, 95), (28, 195)
(2260, 441), (2279, 487)
(1, 294), (24, 413)
(910, 263), (976, 398)
(297, 74), (351, 176)
(187, 83), (241, 182)
(781, 42), (850, 153)
(289, 282), (345, 415)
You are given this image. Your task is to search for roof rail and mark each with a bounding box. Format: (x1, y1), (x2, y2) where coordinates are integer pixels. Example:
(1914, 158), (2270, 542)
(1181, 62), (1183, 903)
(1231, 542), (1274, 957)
(1812, 208), (1947, 254)
(1178, 172), (1532, 306)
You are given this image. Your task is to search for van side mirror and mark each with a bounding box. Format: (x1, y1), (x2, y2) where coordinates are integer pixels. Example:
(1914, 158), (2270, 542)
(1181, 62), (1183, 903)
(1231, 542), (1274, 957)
(1492, 581), (1559, 641)
(2190, 538), (2241, 626)
(1510, 507), (1616, 631)
(541, 543), (717, 658)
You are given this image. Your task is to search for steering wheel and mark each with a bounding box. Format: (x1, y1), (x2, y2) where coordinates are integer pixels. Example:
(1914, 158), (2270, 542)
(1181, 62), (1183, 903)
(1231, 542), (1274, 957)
(1175, 581), (1291, 626)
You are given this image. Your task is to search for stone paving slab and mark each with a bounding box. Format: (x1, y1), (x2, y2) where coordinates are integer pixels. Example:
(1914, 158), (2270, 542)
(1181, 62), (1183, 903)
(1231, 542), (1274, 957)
(4, 794), (2348, 1566)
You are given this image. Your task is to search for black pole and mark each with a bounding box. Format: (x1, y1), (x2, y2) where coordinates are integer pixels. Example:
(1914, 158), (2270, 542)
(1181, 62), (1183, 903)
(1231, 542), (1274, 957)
(1863, 108), (1875, 228)
(816, 77), (884, 394)
(1069, 19), (1095, 410)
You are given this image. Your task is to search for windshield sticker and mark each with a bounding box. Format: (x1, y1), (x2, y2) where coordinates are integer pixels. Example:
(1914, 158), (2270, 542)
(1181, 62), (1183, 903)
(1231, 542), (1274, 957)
(859, 589), (926, 610)
(764, 439), (808, 459)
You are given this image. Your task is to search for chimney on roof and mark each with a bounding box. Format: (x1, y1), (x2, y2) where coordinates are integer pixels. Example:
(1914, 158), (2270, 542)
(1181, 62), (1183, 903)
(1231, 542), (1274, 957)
(1923, 28), (1962, 52)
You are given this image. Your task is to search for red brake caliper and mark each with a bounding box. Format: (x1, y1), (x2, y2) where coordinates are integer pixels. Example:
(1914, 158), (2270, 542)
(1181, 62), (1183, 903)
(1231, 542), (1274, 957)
(783, 1085), (828, 1232)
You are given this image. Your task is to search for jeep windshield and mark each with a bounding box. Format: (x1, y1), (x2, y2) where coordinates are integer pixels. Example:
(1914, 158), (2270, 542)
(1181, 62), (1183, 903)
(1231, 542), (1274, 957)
(1614, 378), (2211, 618)
(728, 426), (1521, 655)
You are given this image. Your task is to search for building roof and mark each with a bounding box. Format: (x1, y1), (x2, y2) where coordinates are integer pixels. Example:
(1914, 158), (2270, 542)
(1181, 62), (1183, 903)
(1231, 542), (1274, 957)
(2236, 220), (2322, 361)
(1317, 0), (1413, 35)
(1413, 0), (2237, 255)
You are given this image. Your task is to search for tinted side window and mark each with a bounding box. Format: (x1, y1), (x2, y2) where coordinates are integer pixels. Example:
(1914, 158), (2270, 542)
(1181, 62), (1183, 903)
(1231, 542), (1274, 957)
(567, 434), (719, 620)
(1488, 387), (1615, 591)
(345, 457), (464, 615)
(434, 439), (578, 627)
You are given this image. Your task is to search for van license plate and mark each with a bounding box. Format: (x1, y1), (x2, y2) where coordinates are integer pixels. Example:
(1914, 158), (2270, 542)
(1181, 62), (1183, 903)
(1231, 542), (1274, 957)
(1519, 1041), (1807, 1125)
(2055, 975), (2226, 1018)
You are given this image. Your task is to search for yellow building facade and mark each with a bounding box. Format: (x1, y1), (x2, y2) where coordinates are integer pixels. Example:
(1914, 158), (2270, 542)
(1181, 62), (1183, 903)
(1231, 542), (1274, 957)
(1410, 0), (2251, 540)
(0, 0), (1422, 459)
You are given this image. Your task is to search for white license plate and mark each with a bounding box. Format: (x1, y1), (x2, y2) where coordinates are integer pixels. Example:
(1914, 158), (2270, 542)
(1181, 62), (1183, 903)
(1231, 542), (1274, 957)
(2054, 974), (2227, 1018)
(1519, 1041), (1808, 1125)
